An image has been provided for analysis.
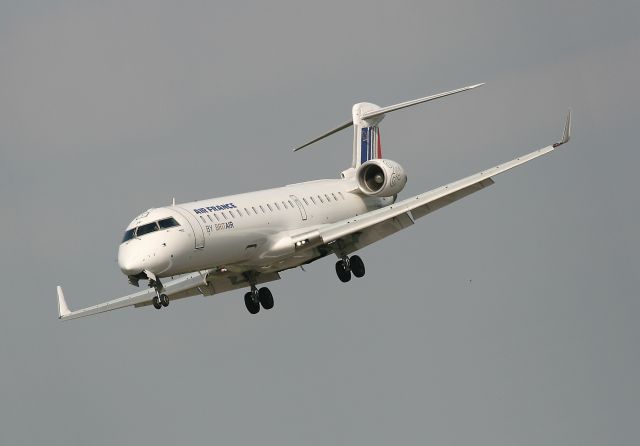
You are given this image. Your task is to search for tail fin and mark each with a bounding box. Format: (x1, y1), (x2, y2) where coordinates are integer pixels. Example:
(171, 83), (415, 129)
(352, 103), (384, 166)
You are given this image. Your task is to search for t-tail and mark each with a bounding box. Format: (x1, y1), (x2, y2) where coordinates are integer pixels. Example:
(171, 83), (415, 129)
(293, 83), (485, 168)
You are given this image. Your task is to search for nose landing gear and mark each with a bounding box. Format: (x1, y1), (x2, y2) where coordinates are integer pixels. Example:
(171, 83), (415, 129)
(152, 293), (170, 310)
(147, 273), (170, 310)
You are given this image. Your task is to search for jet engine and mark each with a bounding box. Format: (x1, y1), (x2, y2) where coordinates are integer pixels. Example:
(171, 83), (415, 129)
(356, 159), (407, 197)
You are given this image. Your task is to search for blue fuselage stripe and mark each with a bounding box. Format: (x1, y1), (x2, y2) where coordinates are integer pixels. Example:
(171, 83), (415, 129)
(360, 128), (368, 164)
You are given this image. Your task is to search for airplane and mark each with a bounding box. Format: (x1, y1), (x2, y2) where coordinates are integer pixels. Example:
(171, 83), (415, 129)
(56, 83), (571, 320)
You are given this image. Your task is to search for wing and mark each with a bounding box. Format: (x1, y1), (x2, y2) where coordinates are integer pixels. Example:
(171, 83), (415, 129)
(302, 111), (572, 255)
(57, 270), (281, 321)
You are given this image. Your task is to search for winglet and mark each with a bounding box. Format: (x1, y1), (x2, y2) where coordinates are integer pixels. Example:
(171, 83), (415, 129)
(553, 109), (572, 148)
(57, 286), (71, 319)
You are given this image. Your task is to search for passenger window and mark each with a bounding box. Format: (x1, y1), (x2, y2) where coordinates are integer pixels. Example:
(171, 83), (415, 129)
(158, 218), (180, 229)
(267, 204), (272, 212)
(282, 201), (288, 209)
(252, 206), (258, 215)
(136, 222), (159, 237)
(310, 196), (316, 205)
(292, 200), (298, 207)
(229, 210), (236, 218)
(207, 214), (213, 222)
(332, 193), (338, 201)
(199, 216), (206, 223)
(317, 195), (324, 203)
(274, 202), (280, 211)
(325, 194), (331, 202)
(214, 214), (220, 221)
(338, 192), (345, 200)
(222, 212), (228, 220)
(259, 205), (265, 213)
(245, 208), (250, 216)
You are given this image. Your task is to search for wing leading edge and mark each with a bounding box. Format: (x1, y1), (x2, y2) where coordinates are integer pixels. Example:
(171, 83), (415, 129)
(310, 110), (572, 254)
(57, 271), (282, 321)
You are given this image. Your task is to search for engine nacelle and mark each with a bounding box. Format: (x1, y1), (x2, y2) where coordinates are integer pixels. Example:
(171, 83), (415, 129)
(356, 159), (407, 197)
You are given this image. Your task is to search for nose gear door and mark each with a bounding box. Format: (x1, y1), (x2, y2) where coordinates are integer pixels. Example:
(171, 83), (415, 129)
(290, 195), (307, 221)
(172, 207), (205, 249)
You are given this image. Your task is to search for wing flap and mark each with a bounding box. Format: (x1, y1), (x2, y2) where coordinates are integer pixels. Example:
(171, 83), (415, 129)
(411, 178), (494, 219)
(314, 110), (571, 253)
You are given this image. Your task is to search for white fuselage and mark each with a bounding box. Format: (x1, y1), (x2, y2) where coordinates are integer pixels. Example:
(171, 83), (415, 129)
(117, 177), (393, 280)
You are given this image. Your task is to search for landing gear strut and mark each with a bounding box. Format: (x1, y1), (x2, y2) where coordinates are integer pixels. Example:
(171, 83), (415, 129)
(335, 254), (366, 282)
(149, 275), (169, 310)
(241, 271), (275, 315)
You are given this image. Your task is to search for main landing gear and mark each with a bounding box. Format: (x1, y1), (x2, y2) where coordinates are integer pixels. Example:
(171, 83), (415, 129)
(244, 286), (274, 314)
(335, 255), (365, 283)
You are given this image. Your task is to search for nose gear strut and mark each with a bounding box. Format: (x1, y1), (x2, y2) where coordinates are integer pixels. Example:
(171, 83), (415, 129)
(146, 270), (170, 310)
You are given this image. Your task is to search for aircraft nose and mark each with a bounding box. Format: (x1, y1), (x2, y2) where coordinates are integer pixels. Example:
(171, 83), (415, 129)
(118, 253), (143, 276)
(118, 242), (145, 275)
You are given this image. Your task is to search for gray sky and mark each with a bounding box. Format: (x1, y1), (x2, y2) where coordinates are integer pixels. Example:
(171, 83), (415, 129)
(1, 1), (639, 445)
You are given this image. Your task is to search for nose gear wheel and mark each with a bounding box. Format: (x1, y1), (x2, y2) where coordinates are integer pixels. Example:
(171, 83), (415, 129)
(152, 293), (170, 310)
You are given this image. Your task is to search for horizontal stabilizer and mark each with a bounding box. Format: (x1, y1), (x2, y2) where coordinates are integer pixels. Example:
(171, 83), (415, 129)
(293, 120), (352, 152)
(293, 83), (484, 152)
(360, 83), (484, 120)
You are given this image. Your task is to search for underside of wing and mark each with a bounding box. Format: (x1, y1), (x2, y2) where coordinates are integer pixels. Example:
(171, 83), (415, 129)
(57, 270), (281, 320)
(307, 111), (571, 256)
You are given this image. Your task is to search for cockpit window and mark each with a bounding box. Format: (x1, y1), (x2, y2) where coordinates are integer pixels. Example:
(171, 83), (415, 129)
(122, 229), (136, 243)
(158, 217), (180, 229)
(136, 222), (159, 237)
(121, 217), (180, 244)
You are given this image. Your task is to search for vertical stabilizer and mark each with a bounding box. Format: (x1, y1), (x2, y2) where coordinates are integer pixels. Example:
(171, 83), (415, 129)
(352, 103), (384, 167)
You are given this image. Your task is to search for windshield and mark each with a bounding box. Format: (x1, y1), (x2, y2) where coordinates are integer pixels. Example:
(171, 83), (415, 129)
(122, 228), (136, 243)
(158, 217), (180, 229)
(121, 217), (181, 244)
(136, 222), (159, 237)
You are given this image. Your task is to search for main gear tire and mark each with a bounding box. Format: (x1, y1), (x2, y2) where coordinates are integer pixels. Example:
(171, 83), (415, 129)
(244, 292), (260, 314)
(335, 260), (352, 283)
(258, 287), (274, 310)
(350, 255), (365, 278)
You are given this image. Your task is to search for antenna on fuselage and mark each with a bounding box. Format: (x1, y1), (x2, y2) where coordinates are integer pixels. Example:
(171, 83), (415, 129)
(172, 197), (176, 206)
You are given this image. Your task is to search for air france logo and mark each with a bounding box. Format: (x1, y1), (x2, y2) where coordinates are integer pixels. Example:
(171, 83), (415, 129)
(193, 203), (237, 214)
